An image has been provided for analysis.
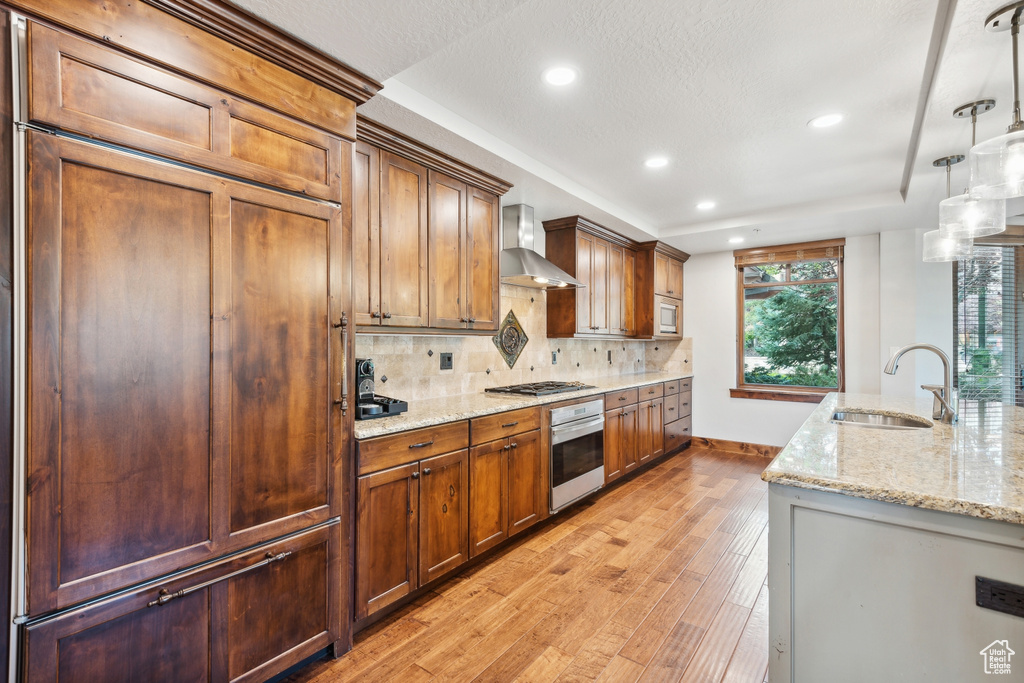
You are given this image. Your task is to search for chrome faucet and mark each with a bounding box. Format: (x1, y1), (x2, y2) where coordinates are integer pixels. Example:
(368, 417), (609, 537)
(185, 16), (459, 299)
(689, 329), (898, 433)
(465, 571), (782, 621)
(883, 343), (957, 424)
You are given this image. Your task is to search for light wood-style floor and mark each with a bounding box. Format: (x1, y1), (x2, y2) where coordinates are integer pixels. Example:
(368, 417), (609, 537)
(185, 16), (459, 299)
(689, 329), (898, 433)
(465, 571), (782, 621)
(288, 448), (771, 682)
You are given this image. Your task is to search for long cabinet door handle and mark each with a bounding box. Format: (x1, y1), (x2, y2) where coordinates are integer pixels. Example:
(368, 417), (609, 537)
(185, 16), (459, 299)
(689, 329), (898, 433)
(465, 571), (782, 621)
(332, 312), (349, 415)
(501, 421), (519, 428)
(148, 551), (292, 607)
(409, 440), (434, 449)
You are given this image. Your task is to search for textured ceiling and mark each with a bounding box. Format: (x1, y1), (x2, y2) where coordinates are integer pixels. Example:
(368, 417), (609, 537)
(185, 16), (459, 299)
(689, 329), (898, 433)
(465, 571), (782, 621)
(233, 0), (1014, 254)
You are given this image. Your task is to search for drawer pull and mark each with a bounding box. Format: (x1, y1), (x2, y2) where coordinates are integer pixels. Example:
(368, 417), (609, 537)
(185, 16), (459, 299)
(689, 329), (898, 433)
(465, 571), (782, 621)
(683, 402), (689, 407)
(668, 407), (675, 412)
(502, 421), (519, 428)
(409, 440), (434, 449)
(148, 551), (292, 607)
(619, 396), (627, 401)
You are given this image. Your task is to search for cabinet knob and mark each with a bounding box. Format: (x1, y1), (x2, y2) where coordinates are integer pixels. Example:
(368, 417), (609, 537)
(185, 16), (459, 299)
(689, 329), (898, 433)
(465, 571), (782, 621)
(411, 472), (419, 479)
(423, 467), (432, 475)
(503, 444), (511, 451)
(511, 442), (518, 449)
(469, 317), (476, 323)
(383, 312), (392, 319)
(371, 311), (381, 319)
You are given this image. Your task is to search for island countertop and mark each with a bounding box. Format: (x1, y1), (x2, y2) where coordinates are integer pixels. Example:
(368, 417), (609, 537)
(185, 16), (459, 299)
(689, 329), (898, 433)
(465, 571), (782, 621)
(354, 371), (692, 439)
(761, 392), (1024, 524)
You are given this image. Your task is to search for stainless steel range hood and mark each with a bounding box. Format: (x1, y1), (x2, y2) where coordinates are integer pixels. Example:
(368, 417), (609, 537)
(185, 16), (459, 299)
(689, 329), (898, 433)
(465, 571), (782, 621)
(500, 204), (584, 289)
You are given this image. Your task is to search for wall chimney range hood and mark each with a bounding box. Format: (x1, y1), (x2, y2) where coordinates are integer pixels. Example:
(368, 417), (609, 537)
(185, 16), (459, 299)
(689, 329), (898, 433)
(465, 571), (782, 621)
(500, 204), (584, 289)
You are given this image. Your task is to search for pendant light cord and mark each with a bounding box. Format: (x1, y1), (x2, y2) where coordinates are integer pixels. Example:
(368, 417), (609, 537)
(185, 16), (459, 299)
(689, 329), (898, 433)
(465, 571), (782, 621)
(1012, 12), (1023, 131)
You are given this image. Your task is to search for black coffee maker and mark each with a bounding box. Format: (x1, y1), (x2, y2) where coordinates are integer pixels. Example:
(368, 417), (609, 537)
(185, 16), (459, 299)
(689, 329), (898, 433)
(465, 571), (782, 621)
(355, 358), (408, 420)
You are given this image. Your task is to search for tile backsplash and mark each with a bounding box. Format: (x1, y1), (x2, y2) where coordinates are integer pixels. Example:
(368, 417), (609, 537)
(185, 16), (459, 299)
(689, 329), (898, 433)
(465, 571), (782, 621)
(354, 284), (692, 401)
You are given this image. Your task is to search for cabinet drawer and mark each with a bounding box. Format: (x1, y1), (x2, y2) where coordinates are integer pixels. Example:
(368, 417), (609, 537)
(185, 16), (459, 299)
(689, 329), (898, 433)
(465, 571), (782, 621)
(639, 383), (664, 400)
(358, 422), (469, 475)
(665, 415), (692, 453)
(604, 388), (639, 410)
(680, 378), (692, 393)
(28, 23), (344, 202)
(663, 393), (680, 422)
(678, 391), (692, 419)
(664, 380), (681, 395)
(23, 523), (337, 683)
(470, 407), (541, 446)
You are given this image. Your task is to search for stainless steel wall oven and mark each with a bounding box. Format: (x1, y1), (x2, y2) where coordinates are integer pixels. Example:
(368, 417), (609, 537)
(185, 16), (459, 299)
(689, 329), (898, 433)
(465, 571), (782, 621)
(549, 398), (605, 513)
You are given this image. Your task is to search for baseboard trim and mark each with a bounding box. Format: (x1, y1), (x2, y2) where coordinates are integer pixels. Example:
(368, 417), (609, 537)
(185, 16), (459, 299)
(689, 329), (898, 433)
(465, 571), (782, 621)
(691, 436), (782, 459)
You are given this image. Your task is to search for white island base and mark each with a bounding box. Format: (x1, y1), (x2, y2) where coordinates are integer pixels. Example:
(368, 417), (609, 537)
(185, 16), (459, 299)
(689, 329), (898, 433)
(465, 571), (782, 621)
(768, 483), (1024, 681)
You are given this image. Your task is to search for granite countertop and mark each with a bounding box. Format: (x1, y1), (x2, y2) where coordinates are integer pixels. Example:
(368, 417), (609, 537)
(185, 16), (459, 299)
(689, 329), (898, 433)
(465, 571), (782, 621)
(762, 393), (1024, 524)
(354, 371), (692, 439)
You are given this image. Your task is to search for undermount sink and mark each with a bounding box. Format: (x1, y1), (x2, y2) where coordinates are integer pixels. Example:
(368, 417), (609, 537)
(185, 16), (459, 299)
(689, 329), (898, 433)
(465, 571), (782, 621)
(830, 411), (933, 430)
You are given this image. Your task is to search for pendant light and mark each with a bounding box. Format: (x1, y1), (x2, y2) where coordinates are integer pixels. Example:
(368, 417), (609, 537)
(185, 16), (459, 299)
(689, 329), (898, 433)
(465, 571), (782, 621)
(925, 155), (973, 262)
(940, 99), (1006, 238)
(968, 2), (1024, 199)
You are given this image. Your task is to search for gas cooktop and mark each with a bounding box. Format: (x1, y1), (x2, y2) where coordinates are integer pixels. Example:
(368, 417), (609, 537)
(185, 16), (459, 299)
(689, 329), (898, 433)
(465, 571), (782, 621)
(485, 380), (597, 396)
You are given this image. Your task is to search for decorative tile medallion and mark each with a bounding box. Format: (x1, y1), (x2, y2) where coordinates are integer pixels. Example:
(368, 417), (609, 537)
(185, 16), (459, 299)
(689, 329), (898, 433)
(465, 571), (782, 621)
(492, 309), (529, 369)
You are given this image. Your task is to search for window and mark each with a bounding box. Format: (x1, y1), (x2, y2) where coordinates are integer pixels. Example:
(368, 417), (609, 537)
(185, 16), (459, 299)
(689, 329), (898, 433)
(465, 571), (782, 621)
(955, 244), (1022, 407)
(732, 239), (845, 402)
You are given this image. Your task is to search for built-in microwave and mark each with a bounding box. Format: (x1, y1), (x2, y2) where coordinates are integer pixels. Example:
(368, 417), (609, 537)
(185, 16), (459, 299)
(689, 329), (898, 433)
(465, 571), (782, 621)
(657, 296), (680, 335)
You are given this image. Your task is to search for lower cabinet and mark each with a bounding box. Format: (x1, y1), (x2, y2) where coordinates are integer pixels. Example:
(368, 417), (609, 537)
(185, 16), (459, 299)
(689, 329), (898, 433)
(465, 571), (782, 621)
(23, 523), (339, 683)
(469, 428), (543, 557)
(604, 403), (638, 484)
(637, 397), (664, 464)
(663, 378), (693, 454)
(354, 449), (469, 620)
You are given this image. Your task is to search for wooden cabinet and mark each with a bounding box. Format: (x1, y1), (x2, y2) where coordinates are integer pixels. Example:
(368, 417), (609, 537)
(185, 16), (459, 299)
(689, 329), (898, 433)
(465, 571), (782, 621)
(26, 132), (344, 613)
(354, 453), (469, 619)
(23, 523), (340, 683)
(354, 118), (510, 333)
(664, 378), (693, 454)
(543, 216), (637, 338)
(605, 389), (639, 484)
(637, 397), (664, 465)
(469, 408), (544, 556)
(427, 171), (501, 330)
(637, 242), (688, 339)
(379, 151), (429, 327)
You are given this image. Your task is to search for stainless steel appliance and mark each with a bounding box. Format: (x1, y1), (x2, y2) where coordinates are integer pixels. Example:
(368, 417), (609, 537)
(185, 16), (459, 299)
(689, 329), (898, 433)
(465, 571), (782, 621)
(549, 398), (605, 513)
(355, 357), (408, 420)
(485, 380), (596, 396)
(658, 297), (680, 334)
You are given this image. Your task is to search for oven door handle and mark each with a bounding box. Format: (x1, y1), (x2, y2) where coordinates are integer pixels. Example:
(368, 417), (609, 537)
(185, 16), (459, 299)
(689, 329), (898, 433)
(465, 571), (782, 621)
(550, 415), (604, 445)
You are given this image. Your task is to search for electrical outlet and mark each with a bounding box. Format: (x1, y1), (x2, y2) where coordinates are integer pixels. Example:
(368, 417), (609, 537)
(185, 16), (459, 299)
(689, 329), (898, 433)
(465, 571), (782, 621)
(440, 352), (453, 370)
(607, 350), (612, 363)
(552, 352), (558, 365)
(977, 576), (1024, 618)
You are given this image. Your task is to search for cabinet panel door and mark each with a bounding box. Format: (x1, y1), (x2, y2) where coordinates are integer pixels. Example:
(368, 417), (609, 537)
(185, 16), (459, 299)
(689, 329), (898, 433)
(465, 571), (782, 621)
(28, 23), (343, 201)
(622, 404), (638, 474)
(379, 152), (428, 327)
(637, 400), (652, 464)
(226, 526), (335, 682)
(355, 463), (419, 619)
(668, 258), (684, 299)
(466, 187), (500, 331)
(575, 233), (594, 333)
(27, 133), (216, 612)
(469, 440), (508, 558)
(604, 408), (623, 484)
(591, 238), (609, 334)
(428, 170), (467, 329)
(419, 450), (470, 584)
(623, 249), (636, 336)
(651, 398), (664, 459)
(227, 195), (335, 536)
(607, 244), (623, 335)
(508, 429), (542, 536)
(654, 252), (671, 296)
(353, 141), (380, 325)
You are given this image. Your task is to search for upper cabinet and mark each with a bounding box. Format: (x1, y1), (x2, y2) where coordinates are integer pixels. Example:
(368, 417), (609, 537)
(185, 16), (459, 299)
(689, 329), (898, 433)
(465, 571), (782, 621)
(354, 118), (510, 333)
(636, 242), (689, 340)
(542, 216), (640, 339)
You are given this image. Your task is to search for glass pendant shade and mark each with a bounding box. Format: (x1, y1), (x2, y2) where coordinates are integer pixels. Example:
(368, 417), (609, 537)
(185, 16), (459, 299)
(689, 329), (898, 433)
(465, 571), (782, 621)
(923, 230), (972, 262)
(937, 193), (1006, 237)
(968, 129), (1024, 199)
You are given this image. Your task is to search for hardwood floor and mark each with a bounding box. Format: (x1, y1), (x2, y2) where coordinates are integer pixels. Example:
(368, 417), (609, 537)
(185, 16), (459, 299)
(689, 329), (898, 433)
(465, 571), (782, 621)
(288, 448), (770, 682)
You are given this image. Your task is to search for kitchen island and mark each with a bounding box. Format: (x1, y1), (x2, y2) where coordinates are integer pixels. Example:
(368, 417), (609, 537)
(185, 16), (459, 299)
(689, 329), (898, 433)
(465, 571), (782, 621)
(762, 393), (1024, 681)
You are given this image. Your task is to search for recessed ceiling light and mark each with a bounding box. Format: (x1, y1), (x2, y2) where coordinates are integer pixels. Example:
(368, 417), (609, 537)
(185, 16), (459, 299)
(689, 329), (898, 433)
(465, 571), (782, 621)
(644, 157), (669, 168)
(696, 200), (716, 210)
(809, 113), (843, 128)
(729, 237), (745, 244)
(543, 66), (577, 86)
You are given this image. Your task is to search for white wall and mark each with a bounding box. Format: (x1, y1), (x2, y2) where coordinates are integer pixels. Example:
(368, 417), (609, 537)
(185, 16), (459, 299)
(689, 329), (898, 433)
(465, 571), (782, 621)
(684, 231), (952, 447)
